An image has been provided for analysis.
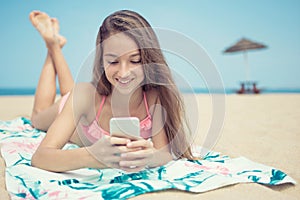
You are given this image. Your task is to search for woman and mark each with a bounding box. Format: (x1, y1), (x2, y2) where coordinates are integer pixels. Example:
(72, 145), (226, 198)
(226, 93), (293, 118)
(30, 10), (194, 173)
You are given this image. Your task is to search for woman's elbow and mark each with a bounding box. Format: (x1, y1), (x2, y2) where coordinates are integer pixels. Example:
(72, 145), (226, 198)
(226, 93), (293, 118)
(31, 150), (41, 168)
(30, 110), (54, 131)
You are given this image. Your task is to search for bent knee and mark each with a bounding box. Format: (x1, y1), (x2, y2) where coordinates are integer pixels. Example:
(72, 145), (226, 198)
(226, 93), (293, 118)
(31, 112), (45, 131)
(31, 110), (54, 131)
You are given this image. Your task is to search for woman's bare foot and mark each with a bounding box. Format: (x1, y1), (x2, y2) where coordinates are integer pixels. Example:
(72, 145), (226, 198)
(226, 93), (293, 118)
(29, 11), (65, 47)
(51, 18), (67, 48)
(29, 11), (55, 43)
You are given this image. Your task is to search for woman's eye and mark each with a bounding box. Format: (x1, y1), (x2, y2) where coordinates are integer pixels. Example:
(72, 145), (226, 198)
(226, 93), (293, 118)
(107, 61), (118, 65)
(131, 60), (141, 64)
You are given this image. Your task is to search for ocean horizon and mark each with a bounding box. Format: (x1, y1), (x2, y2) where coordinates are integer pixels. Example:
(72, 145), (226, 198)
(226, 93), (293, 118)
(1, 87), (300, 96)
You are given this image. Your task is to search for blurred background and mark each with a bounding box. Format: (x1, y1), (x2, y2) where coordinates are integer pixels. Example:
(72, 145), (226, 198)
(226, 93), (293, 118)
(0, 0), (299, 94)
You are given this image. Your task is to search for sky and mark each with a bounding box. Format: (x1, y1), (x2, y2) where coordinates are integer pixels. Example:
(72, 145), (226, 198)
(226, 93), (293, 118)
(0, 0), (300, 91)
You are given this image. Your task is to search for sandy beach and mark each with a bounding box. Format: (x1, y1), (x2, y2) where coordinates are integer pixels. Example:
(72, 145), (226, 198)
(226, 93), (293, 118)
(0, 94), (299, 199)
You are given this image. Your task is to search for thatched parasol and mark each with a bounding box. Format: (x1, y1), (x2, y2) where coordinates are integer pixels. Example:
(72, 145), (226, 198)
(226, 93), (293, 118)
(223, 38), (267, 83)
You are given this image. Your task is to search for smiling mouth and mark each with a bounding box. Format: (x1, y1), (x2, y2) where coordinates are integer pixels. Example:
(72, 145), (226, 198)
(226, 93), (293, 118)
(116, 77), (135, 86)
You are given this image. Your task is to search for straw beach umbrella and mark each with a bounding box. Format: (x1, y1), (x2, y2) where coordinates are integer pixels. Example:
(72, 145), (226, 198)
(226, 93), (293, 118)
(223, 38), (267, 86)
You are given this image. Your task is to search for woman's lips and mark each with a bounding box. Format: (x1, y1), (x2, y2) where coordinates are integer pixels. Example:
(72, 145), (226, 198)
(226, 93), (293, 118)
(116, 77), (134, 86)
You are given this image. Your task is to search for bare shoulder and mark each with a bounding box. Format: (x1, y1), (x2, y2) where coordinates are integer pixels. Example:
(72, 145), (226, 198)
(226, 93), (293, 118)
(74, 82), (96, 92)
(72, 83), (100, 114)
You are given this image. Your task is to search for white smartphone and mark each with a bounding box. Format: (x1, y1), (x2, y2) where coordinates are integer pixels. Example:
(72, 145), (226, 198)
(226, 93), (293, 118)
(109, 117), (140, 140)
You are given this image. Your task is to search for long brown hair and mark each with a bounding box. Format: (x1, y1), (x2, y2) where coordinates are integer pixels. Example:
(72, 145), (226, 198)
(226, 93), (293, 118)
(92, 10), (195, 160)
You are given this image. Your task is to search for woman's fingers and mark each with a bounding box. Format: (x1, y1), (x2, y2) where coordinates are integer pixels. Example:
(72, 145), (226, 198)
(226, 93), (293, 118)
(120, 139), (154, 169)
(127, 139), (153, 149)
(119, 148), (154, 170)
(120, 166), (146, 173)
(121, 148), (154, 159)
(119, 158), (149, 168)
(109, 136), (143, 153)
(87, 136), (152, 171)
(102, 155), (121, 167)
(117, 146), (142, 153)
(109, 136), (130, 145)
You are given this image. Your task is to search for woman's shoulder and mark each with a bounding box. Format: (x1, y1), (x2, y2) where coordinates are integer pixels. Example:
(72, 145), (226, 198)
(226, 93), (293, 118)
(72, 82), (102, 113)
(74, 82), (96, 92)
(72, 83), (96, 100)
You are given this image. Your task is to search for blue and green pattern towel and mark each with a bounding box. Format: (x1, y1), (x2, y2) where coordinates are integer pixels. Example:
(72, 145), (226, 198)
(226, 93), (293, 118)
(0, 117), (296, 199)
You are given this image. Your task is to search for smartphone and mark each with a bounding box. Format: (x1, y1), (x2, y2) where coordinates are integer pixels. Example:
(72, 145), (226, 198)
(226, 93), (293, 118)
(109, 117), (140, 140)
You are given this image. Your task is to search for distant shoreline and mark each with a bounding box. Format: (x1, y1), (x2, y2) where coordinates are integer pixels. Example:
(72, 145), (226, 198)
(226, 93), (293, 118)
(1, 87), (300, 96)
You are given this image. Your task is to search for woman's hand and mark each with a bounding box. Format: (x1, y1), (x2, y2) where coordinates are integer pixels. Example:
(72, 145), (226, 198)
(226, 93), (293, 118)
(86, 136), (141, 169)
(119, 139), (155, 172)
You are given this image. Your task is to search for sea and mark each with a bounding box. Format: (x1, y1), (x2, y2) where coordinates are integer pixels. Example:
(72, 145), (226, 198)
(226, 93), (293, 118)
(1, 87), (300, 96)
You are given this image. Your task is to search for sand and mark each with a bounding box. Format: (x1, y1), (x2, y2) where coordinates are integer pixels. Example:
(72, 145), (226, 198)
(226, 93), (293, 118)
(0, 94), (299, 199)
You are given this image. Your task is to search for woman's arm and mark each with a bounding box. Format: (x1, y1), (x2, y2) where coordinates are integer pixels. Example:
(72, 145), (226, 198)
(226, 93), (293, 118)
(148, 98), (173, 167)
(31, 83), (95, 171)
(31, 84), (111, 172)
(32, 83), (136, 172)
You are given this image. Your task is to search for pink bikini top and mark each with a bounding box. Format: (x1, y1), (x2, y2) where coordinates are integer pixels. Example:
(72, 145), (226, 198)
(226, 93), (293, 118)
(80, 92), (152, 144)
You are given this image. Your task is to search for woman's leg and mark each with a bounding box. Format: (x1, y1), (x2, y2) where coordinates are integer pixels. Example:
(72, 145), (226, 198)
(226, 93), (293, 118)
(31, 51), (59, 131)
(29, 11), (74, 130)
(51, 17), (74, 96)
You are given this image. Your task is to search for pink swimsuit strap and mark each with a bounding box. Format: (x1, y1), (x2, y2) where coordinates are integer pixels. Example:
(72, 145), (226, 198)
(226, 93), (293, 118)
(84, 92), (152, 140)
(95, 95), (106, 121)
(95, 92), (151, 121)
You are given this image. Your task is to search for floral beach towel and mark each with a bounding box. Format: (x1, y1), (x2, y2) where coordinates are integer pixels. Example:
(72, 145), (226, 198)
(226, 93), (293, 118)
(0, 117), (296, 199)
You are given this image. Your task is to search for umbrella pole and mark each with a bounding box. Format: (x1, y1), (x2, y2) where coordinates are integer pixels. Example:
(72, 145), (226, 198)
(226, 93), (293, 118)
(243, 51), (250, 84)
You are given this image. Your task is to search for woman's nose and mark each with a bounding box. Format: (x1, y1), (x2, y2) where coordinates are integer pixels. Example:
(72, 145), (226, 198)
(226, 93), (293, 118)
(118, 62), (130, 77)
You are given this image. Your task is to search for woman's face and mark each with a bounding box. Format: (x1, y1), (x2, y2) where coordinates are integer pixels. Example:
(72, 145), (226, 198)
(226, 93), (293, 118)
(102, 32), (144, 94)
